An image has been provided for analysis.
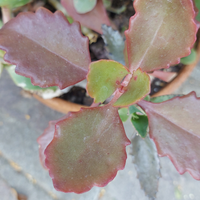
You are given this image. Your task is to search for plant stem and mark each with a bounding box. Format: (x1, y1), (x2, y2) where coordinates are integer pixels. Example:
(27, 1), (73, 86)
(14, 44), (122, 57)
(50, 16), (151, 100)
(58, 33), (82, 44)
(2, 6), (12, 24)
(47, 0), (68, 16)
(109, 73), (133, 105)
(90, 102), (101, 107)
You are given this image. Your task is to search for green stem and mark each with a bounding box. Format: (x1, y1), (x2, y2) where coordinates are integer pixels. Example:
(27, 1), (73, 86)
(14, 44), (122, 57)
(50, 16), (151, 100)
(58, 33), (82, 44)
(47, 0), (68, 16)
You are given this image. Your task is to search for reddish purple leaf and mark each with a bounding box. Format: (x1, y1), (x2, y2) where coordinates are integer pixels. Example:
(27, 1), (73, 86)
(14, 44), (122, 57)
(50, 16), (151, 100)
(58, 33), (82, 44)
(37, 115), (70, 169)
(137, 92), (200, 180)
(41, 105), (130, 193)
(0, 7), (91, 89)
(125, 0), (197, 72)
(61, 0), (110, 34)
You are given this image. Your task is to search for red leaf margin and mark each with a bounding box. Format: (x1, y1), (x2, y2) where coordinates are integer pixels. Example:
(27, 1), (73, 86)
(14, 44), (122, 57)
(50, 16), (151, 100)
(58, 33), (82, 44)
(137, 92), (200, 180)
(39, 105), (130, 193)
(37, 115), (70, 169)
(0, 7), (91, 89)
(125, 0), (197, 72)
(61, 0), (110, 34)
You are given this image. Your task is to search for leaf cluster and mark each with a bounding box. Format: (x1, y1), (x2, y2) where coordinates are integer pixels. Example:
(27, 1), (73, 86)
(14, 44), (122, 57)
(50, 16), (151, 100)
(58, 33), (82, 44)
(0, 0), (199, 199)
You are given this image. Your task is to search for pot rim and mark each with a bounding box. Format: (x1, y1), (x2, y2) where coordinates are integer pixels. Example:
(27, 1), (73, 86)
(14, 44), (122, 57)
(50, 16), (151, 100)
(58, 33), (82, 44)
(34, 34), (200, 114)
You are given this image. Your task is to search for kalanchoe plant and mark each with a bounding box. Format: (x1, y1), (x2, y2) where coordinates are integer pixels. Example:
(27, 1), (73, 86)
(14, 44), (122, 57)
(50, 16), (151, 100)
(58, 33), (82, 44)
(0, 0), (200, 199)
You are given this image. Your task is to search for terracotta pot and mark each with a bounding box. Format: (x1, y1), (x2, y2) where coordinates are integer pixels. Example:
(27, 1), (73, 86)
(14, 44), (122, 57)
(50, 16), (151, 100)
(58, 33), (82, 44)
(33, 94), (87, 114)
(34, 34), (200, 114)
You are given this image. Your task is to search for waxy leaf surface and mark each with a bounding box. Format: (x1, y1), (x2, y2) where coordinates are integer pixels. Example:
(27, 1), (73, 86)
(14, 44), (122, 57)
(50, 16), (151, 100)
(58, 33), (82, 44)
(113, 68), (150, 107)
(44, 105), (130, 193)
(6, 65), (58, 91)
(0, 0), (31, 8)
(150, 94), (182, 103)
(131, 135), (160, 200)
(180, 48), (197, 65)
(194, 0), (200, 21)
(131, 114), (148, 138)
(118, 108), (129, 122)
(137, 92), (200, 180)
(0, 8), (91, 89)
(125, 0), (197, 72)
(61, 0), (110, 33)
(87, 60), (130, 103)
(73, 0), (97, 14)
(129, 104), (143, 115)
(102, 25), (125, 65)
(37, 115), (70, 169)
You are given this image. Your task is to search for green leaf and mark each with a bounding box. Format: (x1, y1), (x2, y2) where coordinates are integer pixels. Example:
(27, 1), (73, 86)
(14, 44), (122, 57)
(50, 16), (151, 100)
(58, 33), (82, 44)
(144, 95), (150, 101)
(180, 49), (197, 65)
(118, 108), (129, 122)
(6, 65), (57, 91)
(0, 49), (5, 58)
(129, 104), (143, 115)
(87, 60), (130, 103)
(66, 16), (74, 24)
(195, 0), (200, 22)
(0, 20), (3, 28)
(73, 0), (97, 14)
(113, 68), (150, 107)
(102, 25), (125, 65)
(131, 114), (148, 138)
(103, 0), (111, 8)
(150, 94), (183, 103)
(0, 0), (31, 8)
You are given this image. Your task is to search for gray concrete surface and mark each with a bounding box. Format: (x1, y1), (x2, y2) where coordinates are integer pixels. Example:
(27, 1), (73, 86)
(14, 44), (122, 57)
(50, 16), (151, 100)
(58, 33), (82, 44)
(0, 63), (200, 200)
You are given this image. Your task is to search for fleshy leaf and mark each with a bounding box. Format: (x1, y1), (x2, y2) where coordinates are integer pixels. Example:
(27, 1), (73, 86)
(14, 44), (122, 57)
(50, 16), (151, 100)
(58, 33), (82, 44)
(102, 25), (125, 65)
(0, 7), (91, 89)
(125, 0), (197, 72)
(180, 48), (197, 65)
(73, 0), (97, 14)
(113, 68), (150, 107)
(87, 60), (130, 103)
(61, 0), (110, 34)
(137, 92), (200, 180)
(131, 135), (160, 200)
(131, 114), (148, 138)
(118, 107), (129, 122)
(194, 0), (200, 21)
(37, 115), (70, 169)
(6, 65), (57, 91)
(44, 104), (130, 193)
(150, 94), (183, 103)
(0, 0), (31, 8)
(129, 104), (143, 115)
